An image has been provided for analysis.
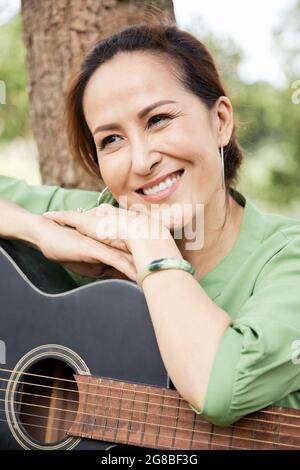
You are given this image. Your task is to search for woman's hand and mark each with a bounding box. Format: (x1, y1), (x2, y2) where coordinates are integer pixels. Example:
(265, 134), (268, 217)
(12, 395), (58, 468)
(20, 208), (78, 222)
(43, 204), (172, 254)
(35, 216), (137, 281)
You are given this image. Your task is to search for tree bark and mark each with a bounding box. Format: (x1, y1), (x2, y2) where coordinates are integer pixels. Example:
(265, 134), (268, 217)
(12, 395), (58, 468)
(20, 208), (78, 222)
(21, 0), (175, 190)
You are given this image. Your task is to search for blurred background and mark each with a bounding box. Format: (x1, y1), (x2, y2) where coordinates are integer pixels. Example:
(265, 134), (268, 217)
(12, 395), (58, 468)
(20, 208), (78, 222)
(0, 0), (299, 215)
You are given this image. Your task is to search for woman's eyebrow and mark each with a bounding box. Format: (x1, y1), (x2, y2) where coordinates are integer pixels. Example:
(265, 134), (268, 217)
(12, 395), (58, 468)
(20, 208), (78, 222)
(92, 100), (177, 135)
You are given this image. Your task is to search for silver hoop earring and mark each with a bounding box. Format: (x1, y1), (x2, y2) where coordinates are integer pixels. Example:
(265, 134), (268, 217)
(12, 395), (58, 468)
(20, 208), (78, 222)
(220, 146), (225, 190)
(97, 185), (110, 206)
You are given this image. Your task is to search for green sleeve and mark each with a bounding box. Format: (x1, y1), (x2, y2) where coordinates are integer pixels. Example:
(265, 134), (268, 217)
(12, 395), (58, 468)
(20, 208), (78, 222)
(191, 235), (300, 426)
(0, 174), (100, 213)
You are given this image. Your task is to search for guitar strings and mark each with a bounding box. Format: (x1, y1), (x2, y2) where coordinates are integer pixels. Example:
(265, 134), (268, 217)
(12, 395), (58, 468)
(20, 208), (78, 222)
(0, 367), (186, 403)
(0, 374), (195, 412)
(1, 394), (300, 448)
(1, 404), (299, 450)
(1, 373), (300, 431)
(1, 367), (300, 425)
(2, 386), (300, 435)
(3, 386), (300, 452)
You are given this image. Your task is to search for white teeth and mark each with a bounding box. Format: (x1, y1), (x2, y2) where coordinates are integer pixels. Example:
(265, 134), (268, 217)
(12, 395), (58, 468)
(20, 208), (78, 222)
(142, 172), (182, 195)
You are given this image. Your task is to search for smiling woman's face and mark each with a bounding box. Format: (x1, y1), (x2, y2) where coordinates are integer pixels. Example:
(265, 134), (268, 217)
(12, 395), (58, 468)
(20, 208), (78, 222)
(83, 51), (233, 228)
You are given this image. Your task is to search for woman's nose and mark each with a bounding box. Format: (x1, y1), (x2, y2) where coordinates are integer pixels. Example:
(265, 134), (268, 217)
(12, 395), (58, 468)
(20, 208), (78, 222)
(130, 146), (162, 175)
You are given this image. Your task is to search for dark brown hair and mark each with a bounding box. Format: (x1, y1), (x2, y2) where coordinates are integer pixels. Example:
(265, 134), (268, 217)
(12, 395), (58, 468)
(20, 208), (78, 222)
(65, 20), (243, 193)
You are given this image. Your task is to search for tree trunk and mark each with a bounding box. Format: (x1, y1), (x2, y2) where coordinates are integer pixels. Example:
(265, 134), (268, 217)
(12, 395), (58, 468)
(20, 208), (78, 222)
(21, 0), (175, 190)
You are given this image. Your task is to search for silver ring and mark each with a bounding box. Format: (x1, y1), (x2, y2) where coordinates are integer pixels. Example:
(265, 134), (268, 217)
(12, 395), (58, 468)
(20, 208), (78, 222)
(76, 207), (85, 213)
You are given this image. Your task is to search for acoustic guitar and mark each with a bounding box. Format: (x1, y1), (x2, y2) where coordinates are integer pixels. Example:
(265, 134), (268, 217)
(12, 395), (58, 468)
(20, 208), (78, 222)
(0, 239), (299, 450)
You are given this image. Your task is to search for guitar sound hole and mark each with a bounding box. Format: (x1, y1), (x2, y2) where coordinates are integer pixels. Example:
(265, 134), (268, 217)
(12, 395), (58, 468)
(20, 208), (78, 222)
(17, 358), (79, 444)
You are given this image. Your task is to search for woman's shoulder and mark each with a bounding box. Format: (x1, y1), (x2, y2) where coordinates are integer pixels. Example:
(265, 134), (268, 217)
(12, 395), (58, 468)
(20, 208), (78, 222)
(233, 187), (300, 250)
(262, 206), (300, 247)
(248, 199), (300, 285)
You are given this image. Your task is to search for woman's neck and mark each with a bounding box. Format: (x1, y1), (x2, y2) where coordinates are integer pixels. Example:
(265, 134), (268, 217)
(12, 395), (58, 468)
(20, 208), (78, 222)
(175, 190), (245, 279)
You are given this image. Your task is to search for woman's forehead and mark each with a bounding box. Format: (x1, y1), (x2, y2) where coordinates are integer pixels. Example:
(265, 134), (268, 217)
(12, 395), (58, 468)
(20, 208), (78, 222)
(90, 57), (176, 94)
(83, 52), (184, 120)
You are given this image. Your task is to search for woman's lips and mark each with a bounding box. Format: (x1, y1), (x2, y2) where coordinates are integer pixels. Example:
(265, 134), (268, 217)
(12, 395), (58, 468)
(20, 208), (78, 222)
(136, 170), (184, 203)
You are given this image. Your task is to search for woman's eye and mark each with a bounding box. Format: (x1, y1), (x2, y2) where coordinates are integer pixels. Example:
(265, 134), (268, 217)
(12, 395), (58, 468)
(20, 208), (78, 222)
(98, 135), (121, 150)
(148, 114), (171, 127)
(97, 114), (174, 150)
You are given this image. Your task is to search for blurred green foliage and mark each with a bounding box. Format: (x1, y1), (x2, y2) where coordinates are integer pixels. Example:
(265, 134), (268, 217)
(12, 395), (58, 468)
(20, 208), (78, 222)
(0, 14), (30, 142)
(0, 3), (299, 212)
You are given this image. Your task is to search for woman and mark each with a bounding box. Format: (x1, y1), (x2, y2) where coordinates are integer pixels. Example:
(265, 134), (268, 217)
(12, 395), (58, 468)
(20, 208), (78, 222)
(2, 20), (300, 427)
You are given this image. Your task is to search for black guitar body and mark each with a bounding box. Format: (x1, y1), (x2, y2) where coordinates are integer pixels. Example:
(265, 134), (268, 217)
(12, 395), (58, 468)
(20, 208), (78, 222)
(0, 239), (170, 450)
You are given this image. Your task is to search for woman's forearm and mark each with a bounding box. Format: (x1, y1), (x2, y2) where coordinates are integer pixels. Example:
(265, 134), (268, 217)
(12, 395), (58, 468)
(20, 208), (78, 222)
(129, 232), (231, 411)
(0, 198), (43, 249)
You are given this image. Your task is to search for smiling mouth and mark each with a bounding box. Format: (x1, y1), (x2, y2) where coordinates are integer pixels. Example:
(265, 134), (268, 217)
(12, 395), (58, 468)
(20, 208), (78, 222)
(135, 169), (185, 203)
(136, 169), (184, 196)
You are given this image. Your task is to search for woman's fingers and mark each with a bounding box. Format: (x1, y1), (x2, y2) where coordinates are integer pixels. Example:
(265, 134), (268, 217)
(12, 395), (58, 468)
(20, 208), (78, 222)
(43, 210), (118, 247)
(44, 210), (92, 231)
(43, 207), (134, 252)
(40, 217), (137, 281)
(84, 238), (137, 281)
(44, 203), (136, 227)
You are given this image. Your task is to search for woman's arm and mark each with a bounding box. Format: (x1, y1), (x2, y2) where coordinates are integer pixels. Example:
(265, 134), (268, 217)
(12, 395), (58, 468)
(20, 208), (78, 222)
(128, 231), (232, 412)
(0, 197), (137, 281)
(0, 197), (42, 249)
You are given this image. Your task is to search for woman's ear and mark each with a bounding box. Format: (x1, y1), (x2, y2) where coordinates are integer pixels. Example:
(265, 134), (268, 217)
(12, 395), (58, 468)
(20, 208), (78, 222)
(214, 96), (234, 147)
